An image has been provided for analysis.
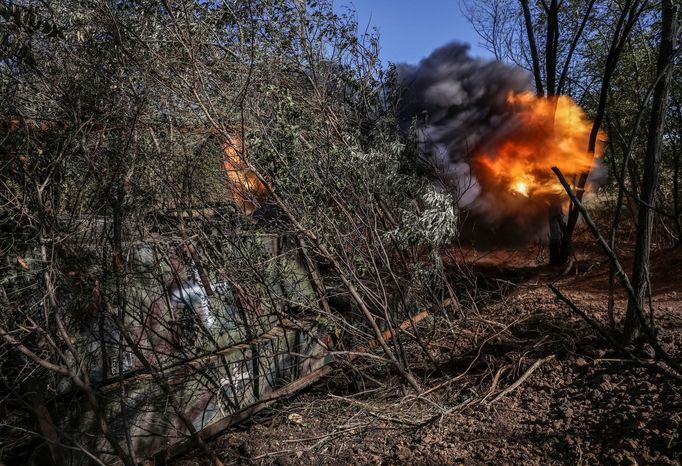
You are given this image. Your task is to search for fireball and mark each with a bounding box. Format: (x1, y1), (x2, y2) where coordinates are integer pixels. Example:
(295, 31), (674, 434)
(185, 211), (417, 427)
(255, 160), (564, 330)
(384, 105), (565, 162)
(472, 91), (605, 203)
(223, 137), (267, 215)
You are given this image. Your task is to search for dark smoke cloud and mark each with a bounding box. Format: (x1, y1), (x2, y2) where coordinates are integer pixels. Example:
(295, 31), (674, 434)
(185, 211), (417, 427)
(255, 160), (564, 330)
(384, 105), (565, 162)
(397, 42), (553, 247)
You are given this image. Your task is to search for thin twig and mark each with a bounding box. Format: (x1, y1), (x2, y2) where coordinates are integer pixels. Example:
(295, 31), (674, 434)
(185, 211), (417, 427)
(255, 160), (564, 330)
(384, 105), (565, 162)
(487, 355), (556, 404)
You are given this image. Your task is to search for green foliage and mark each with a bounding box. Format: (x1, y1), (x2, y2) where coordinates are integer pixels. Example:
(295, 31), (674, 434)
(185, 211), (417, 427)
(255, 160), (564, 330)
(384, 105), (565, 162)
(0, 0), (459, 360)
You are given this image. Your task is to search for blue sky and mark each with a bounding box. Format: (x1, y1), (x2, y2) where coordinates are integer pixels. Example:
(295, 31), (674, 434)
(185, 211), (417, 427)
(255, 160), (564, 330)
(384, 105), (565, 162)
(335, 0), (493, 66)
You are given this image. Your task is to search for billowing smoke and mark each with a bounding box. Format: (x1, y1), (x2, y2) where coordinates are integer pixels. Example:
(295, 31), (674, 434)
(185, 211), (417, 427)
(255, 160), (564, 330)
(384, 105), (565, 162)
(397, 42), (601, 247)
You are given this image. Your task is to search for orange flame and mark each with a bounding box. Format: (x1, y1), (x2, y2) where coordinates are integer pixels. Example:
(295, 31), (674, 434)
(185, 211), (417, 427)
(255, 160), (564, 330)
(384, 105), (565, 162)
(473, 91), (605, 201)
(222, 137), (267, 215)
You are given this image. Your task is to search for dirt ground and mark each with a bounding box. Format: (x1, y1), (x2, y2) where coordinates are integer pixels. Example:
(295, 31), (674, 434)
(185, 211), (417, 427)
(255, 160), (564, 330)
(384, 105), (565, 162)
(173, 236), (682, 465)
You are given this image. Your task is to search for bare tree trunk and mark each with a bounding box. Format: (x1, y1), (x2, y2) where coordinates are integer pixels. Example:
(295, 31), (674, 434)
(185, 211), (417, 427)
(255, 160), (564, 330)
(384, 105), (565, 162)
(519, 0), (544, 97)
(556, 0), (597, 95)
(673, 132), (682, 245)
(548, 201), (566, 265)
(624, 0), (679, 345)
(673, 150), (682, 246)
(543, 1), (568, 265)
(524, 0), (568, 265)
(544, 0), (559, 96)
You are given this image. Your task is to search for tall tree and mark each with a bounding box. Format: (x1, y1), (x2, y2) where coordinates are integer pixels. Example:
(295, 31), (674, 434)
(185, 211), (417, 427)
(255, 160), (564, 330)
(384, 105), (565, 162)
(624, 0), (680, 344)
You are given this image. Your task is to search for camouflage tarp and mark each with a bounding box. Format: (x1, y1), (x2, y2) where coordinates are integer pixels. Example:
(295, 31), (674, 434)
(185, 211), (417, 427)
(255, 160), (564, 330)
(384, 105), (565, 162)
(17, 230), (333, 465)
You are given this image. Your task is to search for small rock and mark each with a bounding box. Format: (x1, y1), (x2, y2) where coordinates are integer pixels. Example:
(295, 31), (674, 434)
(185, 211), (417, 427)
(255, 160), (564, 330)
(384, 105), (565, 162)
(287, 413), (303, 424)
(575, 357), (588, 367)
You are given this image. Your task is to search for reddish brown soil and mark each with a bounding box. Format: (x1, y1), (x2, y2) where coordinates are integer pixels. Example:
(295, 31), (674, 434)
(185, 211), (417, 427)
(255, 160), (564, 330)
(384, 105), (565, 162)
(174, 237), (682, 465)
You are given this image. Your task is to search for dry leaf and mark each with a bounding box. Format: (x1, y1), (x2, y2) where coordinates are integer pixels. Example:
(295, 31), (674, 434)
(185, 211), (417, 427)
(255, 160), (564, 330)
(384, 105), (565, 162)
(16, 256), (29, 270)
